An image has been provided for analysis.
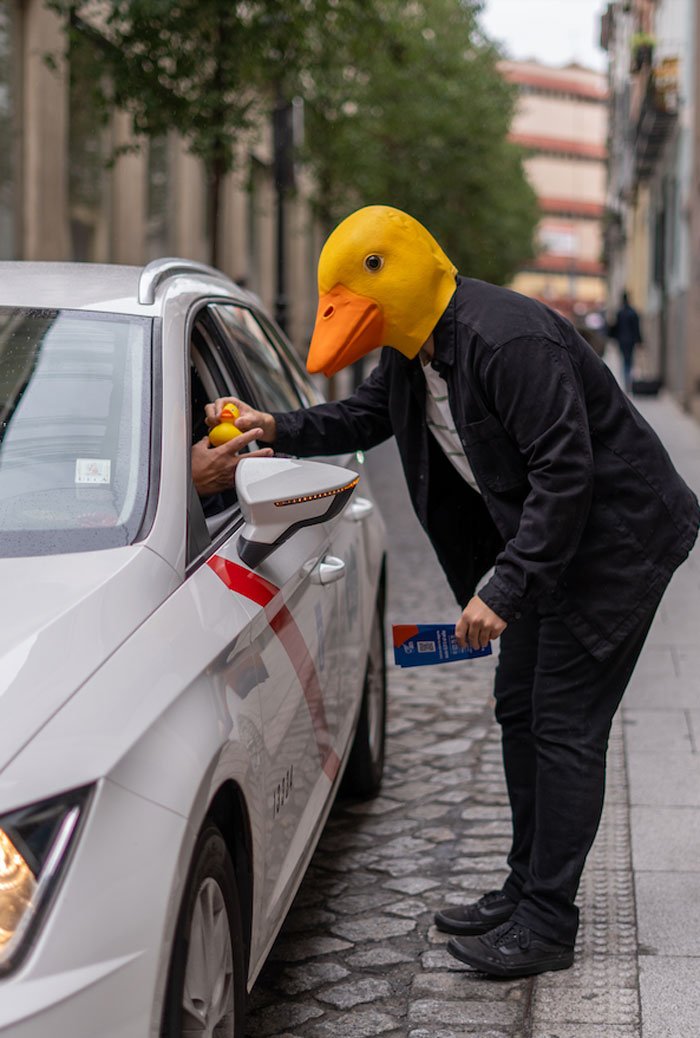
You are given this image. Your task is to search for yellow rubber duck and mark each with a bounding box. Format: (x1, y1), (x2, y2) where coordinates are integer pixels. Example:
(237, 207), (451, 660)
(208, 402), (243, 446)
(306, 205), (457, 377)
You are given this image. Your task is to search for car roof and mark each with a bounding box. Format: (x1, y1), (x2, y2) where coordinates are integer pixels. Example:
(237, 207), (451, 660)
(0, 260), (255, 316)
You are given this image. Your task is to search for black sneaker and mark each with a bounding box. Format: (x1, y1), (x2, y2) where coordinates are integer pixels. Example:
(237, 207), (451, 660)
(447, 921), (574, 977)
(434, 890), (516, 936)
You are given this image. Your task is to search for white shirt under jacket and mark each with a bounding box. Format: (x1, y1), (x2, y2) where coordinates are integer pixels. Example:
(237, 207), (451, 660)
(421, 358), (482, 496)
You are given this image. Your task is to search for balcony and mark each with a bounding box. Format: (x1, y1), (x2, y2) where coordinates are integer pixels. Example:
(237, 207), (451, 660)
(635, 58), (679, 181)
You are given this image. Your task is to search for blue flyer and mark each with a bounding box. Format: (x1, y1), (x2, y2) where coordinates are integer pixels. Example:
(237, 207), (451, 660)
(392, 623), (493, 668)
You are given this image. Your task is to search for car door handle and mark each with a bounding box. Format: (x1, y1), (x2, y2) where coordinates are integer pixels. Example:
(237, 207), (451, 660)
(310, 555), (346, 585)
(346, 496), (374, 521)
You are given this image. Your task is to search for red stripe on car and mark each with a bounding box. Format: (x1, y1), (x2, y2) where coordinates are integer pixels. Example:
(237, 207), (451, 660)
(207, 555), (341, 780)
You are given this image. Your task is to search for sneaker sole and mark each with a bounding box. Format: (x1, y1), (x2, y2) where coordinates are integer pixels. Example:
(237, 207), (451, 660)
(433, 911), (514, 936)
(447, 938), (574, 977)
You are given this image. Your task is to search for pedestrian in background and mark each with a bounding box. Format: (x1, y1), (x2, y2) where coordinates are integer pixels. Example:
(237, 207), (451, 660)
(609, 292), (643, 394)
(209, 206), (699, 978)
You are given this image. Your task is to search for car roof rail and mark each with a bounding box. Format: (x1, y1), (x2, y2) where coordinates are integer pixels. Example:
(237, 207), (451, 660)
(138, 257), (229, 305)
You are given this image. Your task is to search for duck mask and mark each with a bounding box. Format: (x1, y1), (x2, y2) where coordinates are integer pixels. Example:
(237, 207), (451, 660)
(306, 205), (458, 377)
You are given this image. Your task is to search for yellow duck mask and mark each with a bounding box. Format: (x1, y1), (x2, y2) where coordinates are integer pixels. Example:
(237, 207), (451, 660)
(307, 205), (458, 377)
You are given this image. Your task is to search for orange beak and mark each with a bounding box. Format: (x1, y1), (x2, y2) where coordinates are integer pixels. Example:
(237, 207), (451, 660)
(306, 284), (384, 377)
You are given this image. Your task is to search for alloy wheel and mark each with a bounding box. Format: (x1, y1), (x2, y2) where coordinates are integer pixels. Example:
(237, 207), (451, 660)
(182, 877), (234, 1037)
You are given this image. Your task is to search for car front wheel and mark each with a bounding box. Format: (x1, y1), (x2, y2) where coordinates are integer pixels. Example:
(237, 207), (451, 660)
(162, 825), (246, 1038)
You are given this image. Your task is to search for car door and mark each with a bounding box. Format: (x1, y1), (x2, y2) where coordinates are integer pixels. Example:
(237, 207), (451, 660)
(210, 304), (373, 747)
(191, 304), (347, 931)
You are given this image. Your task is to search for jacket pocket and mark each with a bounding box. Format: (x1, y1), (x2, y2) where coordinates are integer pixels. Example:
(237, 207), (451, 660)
(459, 415), (528, 493)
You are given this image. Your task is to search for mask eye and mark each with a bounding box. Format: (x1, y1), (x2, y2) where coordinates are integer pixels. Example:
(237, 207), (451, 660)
(364, 254), (384, 272)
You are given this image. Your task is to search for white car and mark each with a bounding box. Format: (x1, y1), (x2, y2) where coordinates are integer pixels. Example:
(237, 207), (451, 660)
(0, 259), (387, 1037)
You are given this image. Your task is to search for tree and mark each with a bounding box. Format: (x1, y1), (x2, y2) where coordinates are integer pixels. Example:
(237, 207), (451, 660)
(302, 0), (539, 284)
(48, 0), (537, 282)
(47, 0), (375, 268)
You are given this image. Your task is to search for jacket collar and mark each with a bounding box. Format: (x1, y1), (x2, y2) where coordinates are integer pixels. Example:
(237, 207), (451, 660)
(431, 276), (459, 372)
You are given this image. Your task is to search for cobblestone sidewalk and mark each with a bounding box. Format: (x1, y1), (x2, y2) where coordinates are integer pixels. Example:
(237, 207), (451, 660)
(246, 441), (641, 1038)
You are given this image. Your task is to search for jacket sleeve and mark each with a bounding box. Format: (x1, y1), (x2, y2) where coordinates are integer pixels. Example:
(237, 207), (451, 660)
(271, 361), (393, 457)
(476, 336), (594, 623)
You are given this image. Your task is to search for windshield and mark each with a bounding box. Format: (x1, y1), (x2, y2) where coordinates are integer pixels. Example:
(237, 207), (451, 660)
(0, 308), (152, 557)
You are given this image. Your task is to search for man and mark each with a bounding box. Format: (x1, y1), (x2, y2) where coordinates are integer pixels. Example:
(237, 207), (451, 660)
(207, 206), (699, 977)
(609, 291), (643, 394)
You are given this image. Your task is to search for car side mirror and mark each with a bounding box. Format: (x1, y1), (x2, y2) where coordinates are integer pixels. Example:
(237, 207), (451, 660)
(235, 456), (359, 568)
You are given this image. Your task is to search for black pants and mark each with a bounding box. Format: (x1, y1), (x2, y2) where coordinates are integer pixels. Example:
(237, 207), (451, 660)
(494, 606), (656, 946)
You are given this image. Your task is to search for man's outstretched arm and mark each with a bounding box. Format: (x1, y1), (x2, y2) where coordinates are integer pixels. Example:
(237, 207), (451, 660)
(206, 362), (393, 458)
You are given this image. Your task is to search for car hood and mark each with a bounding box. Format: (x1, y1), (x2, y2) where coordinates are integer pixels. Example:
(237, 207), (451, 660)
(0, 546), (179, 778)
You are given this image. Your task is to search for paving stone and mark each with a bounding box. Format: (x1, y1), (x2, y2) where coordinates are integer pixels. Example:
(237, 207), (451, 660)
(306, 1010), (399, 1037)
(365, 817), (417, 835)
(411, 971), (524, 999)
(460, 806), (512, 820)
(332, 890), (393, 915)
(410, 997), (519, 1027)
(277, 962), (350, 996)
(639, 956), (700, 1038)
(419, 737), (474, 756)
(382, 780), (438, 802)
(268, 936), (353, 963)
(344, 796), (403, 816)
(315, 977), (392, 1008)
(452, 854), (509, 871)
(282, 908), (336, 934)
(377, 835), (434, 855)
(247, 1002), (324, 1036)
(420, 948), (469, 970)
(383, 876), (440, 895)
(385, 897), (427, 917)
(346, 946), (414, 967)
(531, 985), (639, 1026)
(410, 1032), (515, 1038)
(455, 837), (510, 854)
(330, 914), (416, 942)
(531, 1030), (639, 1038)
(436, 789), (472, 804)
(407, 803), (452, 820)
(635, 870), (700, 956)
(420, 826), (456, 842)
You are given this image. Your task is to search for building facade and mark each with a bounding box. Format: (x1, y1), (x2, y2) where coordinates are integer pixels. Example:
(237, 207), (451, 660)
(500, 59), (608, 322)
(0, 0), (322, 353)
(602, 0), (698, 410)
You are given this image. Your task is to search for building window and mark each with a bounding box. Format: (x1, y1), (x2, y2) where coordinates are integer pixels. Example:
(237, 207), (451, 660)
(0, 0), (16, 259)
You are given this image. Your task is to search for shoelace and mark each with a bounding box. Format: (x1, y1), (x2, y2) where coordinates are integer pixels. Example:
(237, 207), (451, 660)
(476, 890), (509, 908)
(486, 921), (531, 950)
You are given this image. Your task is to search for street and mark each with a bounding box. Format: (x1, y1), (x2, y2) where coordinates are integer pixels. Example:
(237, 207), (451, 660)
(247, 379), (700, 1038)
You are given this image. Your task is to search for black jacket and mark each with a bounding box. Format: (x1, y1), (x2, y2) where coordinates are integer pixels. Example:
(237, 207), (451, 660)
(274, 277), (699, 660)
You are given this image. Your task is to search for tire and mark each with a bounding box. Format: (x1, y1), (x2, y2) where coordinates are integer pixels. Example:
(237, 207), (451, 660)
(341, 591), (387, 797)
(161, 825), (246, 1038)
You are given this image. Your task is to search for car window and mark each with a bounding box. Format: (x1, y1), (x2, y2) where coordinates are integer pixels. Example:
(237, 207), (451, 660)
(187, 311), (249, 563)
(0, 307), (151, 557)
(254, 310), (325, 408)
(209, 304), (302, 413)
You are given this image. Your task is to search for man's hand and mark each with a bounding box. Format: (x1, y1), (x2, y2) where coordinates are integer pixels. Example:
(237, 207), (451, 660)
(205, 397), (277, 443)
(455, 595), (507, 651)
(191, 428), (273, 496)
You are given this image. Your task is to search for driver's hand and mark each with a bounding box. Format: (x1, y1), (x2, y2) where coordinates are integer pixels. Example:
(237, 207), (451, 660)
(191, 427), (272, 496)
(205, 397), (277, 444)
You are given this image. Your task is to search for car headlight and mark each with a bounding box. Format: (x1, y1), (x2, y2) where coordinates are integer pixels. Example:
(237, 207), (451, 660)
(0, 787), (91, 974)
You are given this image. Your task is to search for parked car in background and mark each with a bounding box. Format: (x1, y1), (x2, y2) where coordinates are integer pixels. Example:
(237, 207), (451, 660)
(0, 259), (387, 1037)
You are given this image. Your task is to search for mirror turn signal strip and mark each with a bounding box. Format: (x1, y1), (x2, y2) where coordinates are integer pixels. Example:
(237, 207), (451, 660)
(274, 477), (359, 508)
